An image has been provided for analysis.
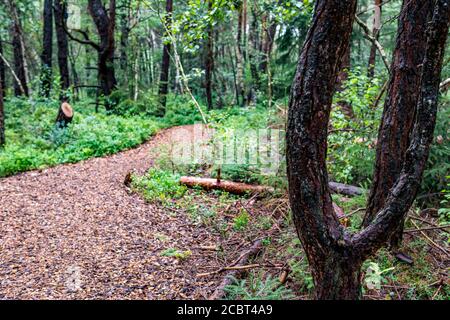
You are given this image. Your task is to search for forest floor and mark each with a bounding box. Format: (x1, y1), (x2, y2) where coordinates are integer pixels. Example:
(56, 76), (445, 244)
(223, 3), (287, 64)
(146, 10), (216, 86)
(0, 126), (230, 299)
(0, 124), (448, 300)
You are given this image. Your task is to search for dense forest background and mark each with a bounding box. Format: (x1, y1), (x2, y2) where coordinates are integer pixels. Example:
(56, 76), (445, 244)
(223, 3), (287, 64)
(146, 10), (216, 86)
(0, 0), (449, 300)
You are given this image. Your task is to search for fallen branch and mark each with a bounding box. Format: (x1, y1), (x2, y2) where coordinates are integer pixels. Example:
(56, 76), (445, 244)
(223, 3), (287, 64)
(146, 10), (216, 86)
(329, 181), (364, 196)
(180, 176), (273, 196)
(208, 240), (263, 300)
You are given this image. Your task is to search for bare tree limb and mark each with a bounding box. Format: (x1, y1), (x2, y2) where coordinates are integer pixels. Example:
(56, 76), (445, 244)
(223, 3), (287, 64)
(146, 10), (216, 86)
(355, 15), (391, 72)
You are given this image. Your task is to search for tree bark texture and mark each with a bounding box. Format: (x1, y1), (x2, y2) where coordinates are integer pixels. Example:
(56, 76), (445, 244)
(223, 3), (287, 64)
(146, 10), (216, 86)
(363, 0), (435, 250)
(287, 0), (449, 300)
(9, 0), (29, 96)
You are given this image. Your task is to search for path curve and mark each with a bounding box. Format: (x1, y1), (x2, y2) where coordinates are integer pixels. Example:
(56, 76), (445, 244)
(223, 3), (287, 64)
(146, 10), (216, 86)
(0, 126), (218, 300)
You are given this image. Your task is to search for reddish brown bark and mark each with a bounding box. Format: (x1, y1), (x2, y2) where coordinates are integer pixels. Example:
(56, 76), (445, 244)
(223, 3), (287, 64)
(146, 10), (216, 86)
(363, 0), (435, 250)
(287, 0), (449, 300)
(180, 176), (272, 196)
(287, 0), (359, 299)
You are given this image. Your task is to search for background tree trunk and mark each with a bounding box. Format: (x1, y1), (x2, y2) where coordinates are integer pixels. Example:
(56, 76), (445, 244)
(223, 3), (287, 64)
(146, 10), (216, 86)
(367, 0), (382, 78)
(363, 0), (435, 251)
(158, 0), (173, 115)
(41, 0), (53, 98)
(286, 0), (359, 299)
(0, 79), (4, 147)
(88, 0), (117, 110)
(205, 0), (214, 110)
(9, 0), (29, 97)
(54, 0), (70, 96)
(287, 0), (449, 300)
(0, 37), (5, 96)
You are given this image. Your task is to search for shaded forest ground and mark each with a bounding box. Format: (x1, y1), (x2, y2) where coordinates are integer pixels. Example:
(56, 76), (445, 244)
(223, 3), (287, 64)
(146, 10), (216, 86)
(130, 125), (449, 300)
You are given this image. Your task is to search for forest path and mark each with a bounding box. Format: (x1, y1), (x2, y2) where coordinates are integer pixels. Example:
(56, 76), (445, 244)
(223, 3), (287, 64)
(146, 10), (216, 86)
(0, 125), (218, 299)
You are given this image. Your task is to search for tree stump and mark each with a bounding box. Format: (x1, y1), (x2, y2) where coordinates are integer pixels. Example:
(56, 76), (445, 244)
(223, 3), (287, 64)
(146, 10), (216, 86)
(56, 102), (73, 128)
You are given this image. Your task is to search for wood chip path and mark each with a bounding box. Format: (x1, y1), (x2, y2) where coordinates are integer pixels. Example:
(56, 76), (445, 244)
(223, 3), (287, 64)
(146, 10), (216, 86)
(0, 126), (221, 299)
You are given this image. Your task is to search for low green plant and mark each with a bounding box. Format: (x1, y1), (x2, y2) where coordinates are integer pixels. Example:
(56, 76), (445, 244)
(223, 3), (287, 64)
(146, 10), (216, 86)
(131, 169), (187, 205)
(233, 209), (250, 231)
(224, 274), (295, 300)
(160, 248), (192, 260)
(0, 97), (160, 177)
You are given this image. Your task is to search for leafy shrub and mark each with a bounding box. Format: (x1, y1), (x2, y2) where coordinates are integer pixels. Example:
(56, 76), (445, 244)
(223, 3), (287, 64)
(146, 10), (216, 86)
(131, 168), (187, 205)
(0, 98), (159, 177)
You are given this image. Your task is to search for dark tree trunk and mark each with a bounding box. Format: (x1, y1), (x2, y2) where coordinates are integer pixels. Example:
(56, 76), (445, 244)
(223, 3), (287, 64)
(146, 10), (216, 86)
(0, 37), (5, 96)
(287, 0), (449, 300)
(247, 2), (260, 104)
(41, 0), (53, 98)
(287, 0), (359, 299)
(205, 0), (214, 110)
(88, 0), (117, 110)
(157, 0), (173, 115)
(119, 0), (130, 77)
(9, 1), (29, 97)
(363, 0), (435, 251)
(235, 0), (246, 106)
(0, 79), (4, 147)
(54, 0), (70, 95)
(367, 0), (382, 78)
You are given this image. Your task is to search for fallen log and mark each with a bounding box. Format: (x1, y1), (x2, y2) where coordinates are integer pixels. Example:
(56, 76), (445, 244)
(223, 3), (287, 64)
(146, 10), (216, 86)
(209, 239), (263, 300)
(181, 176), (363, 197)
(328, 181), (364, 196)
(55, 102), (73, 128)
(180, 176), (273, 196)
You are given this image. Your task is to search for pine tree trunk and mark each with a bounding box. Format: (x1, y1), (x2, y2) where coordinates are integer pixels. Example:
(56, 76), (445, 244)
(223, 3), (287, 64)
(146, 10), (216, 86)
(158, 0), (173, 115)
(363, 0), (435, 251)
(41, 0), (53, 98)
(54, 0), (70, 95)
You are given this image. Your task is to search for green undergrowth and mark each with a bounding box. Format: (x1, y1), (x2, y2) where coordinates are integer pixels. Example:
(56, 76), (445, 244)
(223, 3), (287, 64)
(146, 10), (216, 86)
(0, 97), (161, 177)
